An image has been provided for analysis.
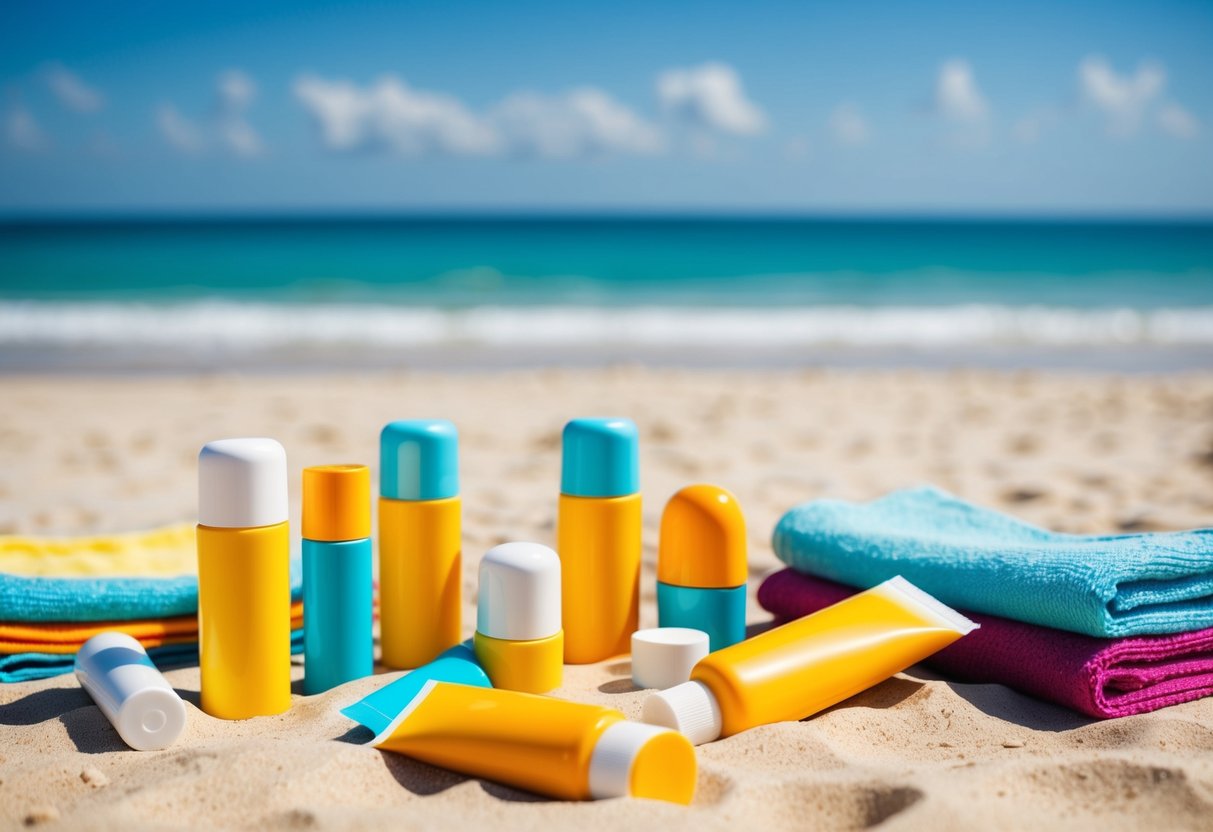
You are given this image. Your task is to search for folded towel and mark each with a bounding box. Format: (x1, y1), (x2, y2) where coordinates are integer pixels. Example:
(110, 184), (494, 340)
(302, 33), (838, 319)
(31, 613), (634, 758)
(0, 524), (301, 623)
(772, 487), (1213, 637)
(0, 629), (305, 684)
(759, 568), (1213, 719)
(0, 601), (304, 654)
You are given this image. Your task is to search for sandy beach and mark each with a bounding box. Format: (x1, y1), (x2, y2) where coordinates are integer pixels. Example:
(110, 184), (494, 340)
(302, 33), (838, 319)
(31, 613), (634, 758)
(2, 367), (1213, 831)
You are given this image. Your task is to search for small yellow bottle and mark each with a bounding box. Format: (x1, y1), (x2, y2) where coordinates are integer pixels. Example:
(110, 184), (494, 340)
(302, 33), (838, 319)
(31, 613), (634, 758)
(379, 420), (461, 669)
(557, 418), (641, 664)
(196, 438), (292, 720)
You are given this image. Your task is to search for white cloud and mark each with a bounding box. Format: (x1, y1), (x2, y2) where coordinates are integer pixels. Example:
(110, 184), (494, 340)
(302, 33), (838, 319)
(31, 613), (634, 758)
(828, 103), (869, 145)
(656, 63), (767, 135)
(218, 69), (256, 112)
(4, 101), (46, 151)
(294, 74), (664, 159)
(156, 104), (205, 154)
(216, 69), (263, 157)
(1078, 57), (1164, 135)
(43, 63), (105, 113)
(935, 59), (988, 122)
(1157, 101), (1199, 140)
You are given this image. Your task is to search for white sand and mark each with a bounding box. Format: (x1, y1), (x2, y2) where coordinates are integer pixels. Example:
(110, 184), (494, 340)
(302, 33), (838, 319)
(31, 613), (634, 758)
(1, 368), (1212, 830)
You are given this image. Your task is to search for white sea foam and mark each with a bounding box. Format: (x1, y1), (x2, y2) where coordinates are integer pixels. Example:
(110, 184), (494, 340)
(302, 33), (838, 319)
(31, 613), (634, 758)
(2, 301), (1213, 353)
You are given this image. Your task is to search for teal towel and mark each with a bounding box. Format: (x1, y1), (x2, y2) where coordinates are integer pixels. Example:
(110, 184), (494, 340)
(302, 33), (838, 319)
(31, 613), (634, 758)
(0, 628), (305, 683)
(772, 487), (1213, 638)
(0, 561), (302, 623)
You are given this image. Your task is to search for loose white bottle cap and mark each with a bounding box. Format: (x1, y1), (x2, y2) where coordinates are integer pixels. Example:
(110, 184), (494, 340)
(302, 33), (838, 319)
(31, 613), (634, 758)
(631, 628), (710, 691)
(588, 721), (680, 799)
(642, 680), (723, 746)
(198, 438), (288, 528)
(476, 542), (562, 641)
(74, 632), (187, 751)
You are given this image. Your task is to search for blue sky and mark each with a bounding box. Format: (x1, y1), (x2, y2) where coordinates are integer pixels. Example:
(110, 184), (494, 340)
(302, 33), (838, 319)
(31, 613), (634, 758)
(1, 0), (1210, 215)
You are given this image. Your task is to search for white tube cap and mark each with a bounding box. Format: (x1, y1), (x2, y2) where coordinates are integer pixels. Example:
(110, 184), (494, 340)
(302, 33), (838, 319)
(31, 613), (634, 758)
(74, 632), (187, 751)
(588, 721), (680, 800)
(198, 438), (288, 528)
(642, 680), (723, 746)
(476, 542), (562, 641)
(631, 628), (710, 691)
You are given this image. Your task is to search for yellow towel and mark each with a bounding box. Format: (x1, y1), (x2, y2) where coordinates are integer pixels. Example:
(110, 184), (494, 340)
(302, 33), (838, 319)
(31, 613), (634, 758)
(0, 523), (197, 577)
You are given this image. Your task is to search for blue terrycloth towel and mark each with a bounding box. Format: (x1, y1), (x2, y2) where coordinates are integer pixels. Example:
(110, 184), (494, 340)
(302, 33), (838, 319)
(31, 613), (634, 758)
(0, 561), (302, 623)
(772, 486), (1213, 638)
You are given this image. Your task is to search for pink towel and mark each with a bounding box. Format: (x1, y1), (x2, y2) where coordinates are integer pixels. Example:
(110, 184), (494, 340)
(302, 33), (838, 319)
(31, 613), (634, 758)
(758, 568), (1213, 719)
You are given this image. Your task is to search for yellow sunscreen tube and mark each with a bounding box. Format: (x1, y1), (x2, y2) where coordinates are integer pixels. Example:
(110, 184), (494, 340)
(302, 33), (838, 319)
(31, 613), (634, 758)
(643, 576), (977, 744)
(371, 681), (697, 804)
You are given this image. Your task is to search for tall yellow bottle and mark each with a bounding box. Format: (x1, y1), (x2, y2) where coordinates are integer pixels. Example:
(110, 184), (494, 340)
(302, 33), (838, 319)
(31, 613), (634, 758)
(379, 420), (461, 669)
(196, 438), (292, 720)
(557, 418), (641, 664)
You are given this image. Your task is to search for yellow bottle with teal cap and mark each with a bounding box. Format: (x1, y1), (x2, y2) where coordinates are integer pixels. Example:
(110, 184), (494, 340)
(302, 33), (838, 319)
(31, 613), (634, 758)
(557, 418), (641, 664)
(658, 484), (748, 651)
(379, 420), (461, 670)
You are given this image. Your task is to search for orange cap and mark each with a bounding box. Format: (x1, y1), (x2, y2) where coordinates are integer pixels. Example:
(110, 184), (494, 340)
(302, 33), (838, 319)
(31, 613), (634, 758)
(303, 464), (371, 542)
(657, 484), (747, 588)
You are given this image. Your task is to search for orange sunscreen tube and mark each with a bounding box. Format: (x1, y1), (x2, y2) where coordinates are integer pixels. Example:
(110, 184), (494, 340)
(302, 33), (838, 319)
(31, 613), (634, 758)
(197, 438), (292, 720)
(370, 681), (696, 804)
(643, 576), (977, 744)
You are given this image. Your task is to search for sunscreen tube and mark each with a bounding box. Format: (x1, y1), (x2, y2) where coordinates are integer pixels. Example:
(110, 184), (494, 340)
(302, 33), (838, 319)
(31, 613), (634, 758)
(379, 420), (461, 669)
(197, 438), (292, 720)
(473, 542), (563, 693)
(643, 576), (977, 744)
(371, 681), (696, 804)
(657, 484), (748, 651)
(302, 464), (373, 695)
(557, 418), (641, 664)
(74, 632), (187, 751)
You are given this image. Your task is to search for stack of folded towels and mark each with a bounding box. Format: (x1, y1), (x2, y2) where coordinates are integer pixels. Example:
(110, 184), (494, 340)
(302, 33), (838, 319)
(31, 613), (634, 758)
(0, 525), (303, 683)
(761, 487), (1213, 719)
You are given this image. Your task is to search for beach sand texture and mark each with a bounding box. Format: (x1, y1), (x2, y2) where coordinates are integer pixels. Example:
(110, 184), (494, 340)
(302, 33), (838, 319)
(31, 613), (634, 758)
(1, 368), (1212, 830)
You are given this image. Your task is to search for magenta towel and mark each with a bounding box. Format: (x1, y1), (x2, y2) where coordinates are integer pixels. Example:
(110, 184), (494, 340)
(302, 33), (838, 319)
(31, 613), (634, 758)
(758, 568), (1213, 719)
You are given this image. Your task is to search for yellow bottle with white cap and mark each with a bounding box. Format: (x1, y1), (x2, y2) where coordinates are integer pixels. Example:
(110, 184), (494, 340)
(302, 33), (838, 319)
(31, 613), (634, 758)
(473, 542), (563, 694)
(196, 438), (292, 720)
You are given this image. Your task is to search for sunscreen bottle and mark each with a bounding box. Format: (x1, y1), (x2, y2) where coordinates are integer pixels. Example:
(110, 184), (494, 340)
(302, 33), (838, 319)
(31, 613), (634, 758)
(75, 631), (187, 751)
(197, 438), (292, 719)
(643, 576), (977, 744)
(371, 681), (697, 804)
(302, 464), (373, 695)
(473, 542), (563, 693)
(379, 420), (461, 669)
(557, 418), (641, 664)
(657, 484), (748, 651)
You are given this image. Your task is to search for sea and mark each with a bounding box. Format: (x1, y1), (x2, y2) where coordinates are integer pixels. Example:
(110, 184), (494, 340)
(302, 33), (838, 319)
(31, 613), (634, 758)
(1, 216), (1211, 371)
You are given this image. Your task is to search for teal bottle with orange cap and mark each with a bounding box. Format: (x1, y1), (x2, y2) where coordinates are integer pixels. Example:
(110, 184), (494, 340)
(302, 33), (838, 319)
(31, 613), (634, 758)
(657, 484), (748, 651)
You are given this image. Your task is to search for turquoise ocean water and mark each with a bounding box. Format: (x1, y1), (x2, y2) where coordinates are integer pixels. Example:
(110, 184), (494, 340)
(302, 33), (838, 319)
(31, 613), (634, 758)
(1, 217), (1211, 369)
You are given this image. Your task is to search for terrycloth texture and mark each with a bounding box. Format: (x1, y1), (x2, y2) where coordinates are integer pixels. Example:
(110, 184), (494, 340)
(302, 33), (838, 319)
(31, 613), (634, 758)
(760, 568), (1213, 719)
(0, 524), (302, 623)
(0, 629), (305, 684)
(772, 487), (1213, 637)
(0, 602), (304, 654)
(0, 524), (196, 577)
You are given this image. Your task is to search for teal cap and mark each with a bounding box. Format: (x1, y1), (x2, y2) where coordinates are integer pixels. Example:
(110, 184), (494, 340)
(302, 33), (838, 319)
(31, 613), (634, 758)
(380, 420), (459, 501)
(560, 418), (639, 497)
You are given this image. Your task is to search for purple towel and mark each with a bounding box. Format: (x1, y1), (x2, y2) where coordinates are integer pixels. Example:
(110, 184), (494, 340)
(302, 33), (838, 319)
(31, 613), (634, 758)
(758, 568), (1213, 719)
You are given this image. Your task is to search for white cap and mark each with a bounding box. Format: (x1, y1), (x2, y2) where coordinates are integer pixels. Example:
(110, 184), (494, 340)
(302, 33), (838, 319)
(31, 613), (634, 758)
(74, 632), (187, 751)
(476, 542), (561, 641)
(588, 721), (679, 799)
(631, 628), (710, 691)
(198, 438), (288, 528)
(642, 680), (723, 746)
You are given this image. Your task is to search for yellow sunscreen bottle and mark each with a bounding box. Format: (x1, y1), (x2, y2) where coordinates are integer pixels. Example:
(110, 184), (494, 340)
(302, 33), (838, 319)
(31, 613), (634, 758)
(379, 420), (461, 669)
(473, 542), (563, 693)
(643, 576), (977, 744)
(371, 681), (696, 804)
(557, 418), (641, 664)
(196, 438), (292, 720)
